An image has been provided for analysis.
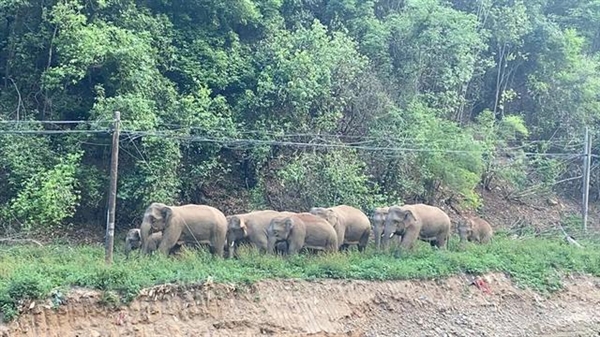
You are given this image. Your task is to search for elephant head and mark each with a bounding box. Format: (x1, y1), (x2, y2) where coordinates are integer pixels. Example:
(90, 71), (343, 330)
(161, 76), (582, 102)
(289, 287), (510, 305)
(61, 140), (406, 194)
(124, 228), (142, 257)
(140, 202), (171, 254)
(267, 217), (294, 254)
(382, 206), (415, 249)
(371, 207), (389, 250)
(142, 203), (172, 231)
(457, 220), (471, 243)
(226, 215), (247, 258)
(309, 207), (338, 228)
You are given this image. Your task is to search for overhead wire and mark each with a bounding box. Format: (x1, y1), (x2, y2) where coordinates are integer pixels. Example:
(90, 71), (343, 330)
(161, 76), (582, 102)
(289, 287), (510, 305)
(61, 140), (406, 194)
(0, 119), (590, 157)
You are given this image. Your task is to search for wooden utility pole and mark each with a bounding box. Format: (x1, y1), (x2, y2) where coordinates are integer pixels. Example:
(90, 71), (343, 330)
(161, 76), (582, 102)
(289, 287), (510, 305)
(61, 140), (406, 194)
(582, 127), (592, 233)
(105, 111), (121, 264)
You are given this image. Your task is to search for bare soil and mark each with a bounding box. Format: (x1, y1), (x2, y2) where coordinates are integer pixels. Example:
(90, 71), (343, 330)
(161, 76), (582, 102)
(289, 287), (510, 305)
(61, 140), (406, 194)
(3, 273), (600, 337)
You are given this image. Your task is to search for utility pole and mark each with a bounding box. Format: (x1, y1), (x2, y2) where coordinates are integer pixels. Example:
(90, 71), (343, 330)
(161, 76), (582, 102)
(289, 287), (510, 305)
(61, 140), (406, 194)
(105, 111), (121, 264)
(582, 127), (592, 233)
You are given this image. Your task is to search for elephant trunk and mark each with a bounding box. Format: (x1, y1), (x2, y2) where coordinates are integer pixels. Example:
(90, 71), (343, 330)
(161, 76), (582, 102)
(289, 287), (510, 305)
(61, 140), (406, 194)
(266, 235), (277, 254)
(140, 221), (152, 255)
(457, 222), (468, 244)
(381, 221), (394, 250)
(373, 223), (383, 250)
(226, 236), (236, 259)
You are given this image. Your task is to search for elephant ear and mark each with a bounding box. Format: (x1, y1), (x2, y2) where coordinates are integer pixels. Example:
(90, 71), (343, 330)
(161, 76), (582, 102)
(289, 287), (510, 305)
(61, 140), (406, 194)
(228, 216), (241, 229)
(325, 209), (338, 226)
(239, 220), (248, 235)
(402, 209), (416, 222)
(284, 218), (295, 231)
(161, 206), (173, 223)
(132, 229), (141, 240)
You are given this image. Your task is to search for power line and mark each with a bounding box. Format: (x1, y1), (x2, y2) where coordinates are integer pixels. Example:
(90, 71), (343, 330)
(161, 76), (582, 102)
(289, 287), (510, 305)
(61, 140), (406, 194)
(0, 119), (584, 148)
(0, 123), (587, 157)
(0, 129), (110, 135)
(118, 130), (581, 157)
(0, 120), (101, 125)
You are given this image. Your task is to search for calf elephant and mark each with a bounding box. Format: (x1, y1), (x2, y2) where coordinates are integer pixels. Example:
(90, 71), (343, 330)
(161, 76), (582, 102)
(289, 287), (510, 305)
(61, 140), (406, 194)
(125, 228), (184, 257)
(309, 205), (370, 252)
(267, 213), (338, 255)
(140, 203), (228, 257)
(226, 210), (296, 258)
(458, 215), (493, 244)
(382, 204), (451, 250)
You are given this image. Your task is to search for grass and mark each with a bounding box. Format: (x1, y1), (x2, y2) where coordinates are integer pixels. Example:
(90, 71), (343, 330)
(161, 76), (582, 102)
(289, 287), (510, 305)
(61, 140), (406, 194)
(1, 232), (599, 321)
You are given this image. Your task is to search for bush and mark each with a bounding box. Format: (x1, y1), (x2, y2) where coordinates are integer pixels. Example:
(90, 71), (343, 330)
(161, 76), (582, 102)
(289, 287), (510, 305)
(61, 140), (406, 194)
(3, 152), (82, 232)
(252, 149), (382, 211)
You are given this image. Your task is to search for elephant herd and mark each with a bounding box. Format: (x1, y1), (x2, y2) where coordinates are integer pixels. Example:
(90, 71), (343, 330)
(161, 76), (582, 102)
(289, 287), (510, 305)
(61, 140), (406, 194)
(124, 202), (494, 258)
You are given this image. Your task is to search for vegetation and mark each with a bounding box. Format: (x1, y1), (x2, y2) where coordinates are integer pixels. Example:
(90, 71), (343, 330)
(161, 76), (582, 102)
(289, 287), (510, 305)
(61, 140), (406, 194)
(2, 234), (600, 321)
(1, 0), (599, 231)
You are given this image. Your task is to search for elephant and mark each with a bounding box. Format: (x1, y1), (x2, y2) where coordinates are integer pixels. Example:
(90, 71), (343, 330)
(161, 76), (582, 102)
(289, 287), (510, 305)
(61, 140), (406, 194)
(371, 207), (390, 250)
(309, 205), (370, 252)
(140, 202), (228, 257)
(382, 204), (451, 251)
(457, 215), (493, 244)
(125, 228), (184, 257)
(267, 212), (338, 255)
(226, 210), (296, 258)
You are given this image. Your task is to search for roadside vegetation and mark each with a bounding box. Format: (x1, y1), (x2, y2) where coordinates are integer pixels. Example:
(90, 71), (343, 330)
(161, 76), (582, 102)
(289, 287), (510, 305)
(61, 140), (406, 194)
(2, 232), (600, 321)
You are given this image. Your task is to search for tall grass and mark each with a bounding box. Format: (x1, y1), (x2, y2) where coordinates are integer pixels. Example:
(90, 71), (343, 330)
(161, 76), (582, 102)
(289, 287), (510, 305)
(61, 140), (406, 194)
(1, 234), (599, 321)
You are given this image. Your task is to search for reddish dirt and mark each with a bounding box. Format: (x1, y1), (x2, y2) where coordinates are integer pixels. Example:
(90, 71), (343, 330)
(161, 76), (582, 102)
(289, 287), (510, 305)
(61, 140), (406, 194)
(3, 273), (600, 337)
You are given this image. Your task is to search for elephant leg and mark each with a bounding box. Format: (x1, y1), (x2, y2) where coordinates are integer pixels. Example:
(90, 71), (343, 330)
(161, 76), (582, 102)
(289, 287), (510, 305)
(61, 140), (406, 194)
(339, 244), (350, 252)
(275, 241), (288, 256)
(212, 234), (226, 258)
(358, 230), (369, 252)
(399, 230), (419, 251)
(334, 225), (345, 250)
(158, 225), (182, 256)
(435, 234), (448, 249)
(287, 240), (302, 256)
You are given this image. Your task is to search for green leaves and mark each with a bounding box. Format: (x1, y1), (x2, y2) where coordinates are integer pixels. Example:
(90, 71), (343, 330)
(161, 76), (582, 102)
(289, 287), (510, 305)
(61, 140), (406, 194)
(244, 20), (367, 132)
(1, 0), (600, 227)
(5, 152), (82, 232)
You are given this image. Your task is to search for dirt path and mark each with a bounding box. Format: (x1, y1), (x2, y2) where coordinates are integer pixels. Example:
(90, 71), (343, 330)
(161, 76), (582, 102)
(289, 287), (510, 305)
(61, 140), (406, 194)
(2, 273), (600, 337)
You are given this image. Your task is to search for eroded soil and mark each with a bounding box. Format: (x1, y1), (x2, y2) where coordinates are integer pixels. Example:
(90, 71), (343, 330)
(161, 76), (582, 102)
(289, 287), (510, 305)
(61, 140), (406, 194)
(2, 273), (600, 337)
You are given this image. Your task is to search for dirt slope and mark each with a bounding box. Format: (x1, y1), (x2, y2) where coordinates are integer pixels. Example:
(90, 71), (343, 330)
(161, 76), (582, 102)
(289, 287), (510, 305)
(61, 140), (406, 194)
(2, 273), (600, 337)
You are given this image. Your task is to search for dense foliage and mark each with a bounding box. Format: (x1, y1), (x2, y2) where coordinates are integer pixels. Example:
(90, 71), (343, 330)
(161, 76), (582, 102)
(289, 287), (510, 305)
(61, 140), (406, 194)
(1, 0), (599, 231)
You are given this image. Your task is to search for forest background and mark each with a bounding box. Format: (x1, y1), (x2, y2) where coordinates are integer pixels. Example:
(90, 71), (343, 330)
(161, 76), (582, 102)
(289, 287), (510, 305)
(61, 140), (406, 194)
(1, 0), (600, 234)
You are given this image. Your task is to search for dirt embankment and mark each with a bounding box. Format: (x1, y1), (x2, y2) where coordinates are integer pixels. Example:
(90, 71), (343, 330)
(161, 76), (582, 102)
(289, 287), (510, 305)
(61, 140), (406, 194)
(2, 273), (600, 337)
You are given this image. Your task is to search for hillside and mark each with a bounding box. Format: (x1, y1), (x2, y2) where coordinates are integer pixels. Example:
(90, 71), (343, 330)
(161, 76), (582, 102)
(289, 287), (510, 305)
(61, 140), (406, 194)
(3, 274), (600, 336)
(1, 0), (600, 234)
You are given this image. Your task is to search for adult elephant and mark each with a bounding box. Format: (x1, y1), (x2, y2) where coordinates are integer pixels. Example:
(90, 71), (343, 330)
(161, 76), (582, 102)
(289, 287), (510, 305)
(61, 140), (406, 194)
(371, 207), (390, 250)
(309, 205), (370, 252)
(266, 213), (338, 255)
(226, 210), (296, 258)
(140, 202), (228, 257)
(382, 204), (451, 251)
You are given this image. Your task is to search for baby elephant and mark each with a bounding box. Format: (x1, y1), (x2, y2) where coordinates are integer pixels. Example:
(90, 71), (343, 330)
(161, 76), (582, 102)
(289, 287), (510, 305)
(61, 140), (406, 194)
(267, 213), (338, 255)
(125, 228), (162, 257)
(124, 228), (183, 257)
(457, 216), (493, 244)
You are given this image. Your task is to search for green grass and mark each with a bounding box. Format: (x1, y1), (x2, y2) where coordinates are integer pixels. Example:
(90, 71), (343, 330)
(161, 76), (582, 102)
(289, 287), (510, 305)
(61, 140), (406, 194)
(1, 234), (599, 321)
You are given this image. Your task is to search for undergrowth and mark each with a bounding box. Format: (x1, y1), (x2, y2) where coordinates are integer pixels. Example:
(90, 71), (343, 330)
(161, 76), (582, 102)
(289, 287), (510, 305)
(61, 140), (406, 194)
(1, 233), (599, 321)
